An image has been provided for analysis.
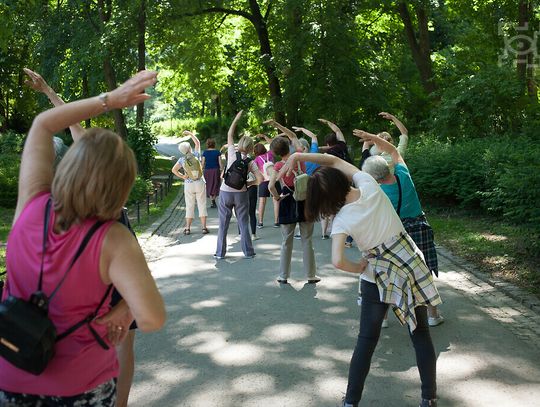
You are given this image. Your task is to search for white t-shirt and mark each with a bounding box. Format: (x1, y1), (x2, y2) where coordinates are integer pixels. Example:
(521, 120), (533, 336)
(331, 171), (405, 282)
(220, 145), (260, 193)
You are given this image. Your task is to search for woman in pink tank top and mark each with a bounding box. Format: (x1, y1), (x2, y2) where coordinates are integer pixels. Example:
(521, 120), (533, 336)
(0, 71), (166, 406)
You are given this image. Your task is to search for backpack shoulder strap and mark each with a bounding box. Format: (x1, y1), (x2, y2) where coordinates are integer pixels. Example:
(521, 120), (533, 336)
(56, 284), (113, 350)
(395, 174), (403, 216)
(48, 220), (104, 301)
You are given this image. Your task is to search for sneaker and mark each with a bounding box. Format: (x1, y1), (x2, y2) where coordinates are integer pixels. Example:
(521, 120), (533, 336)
(251, 234), (259, 241)
(344, 241), (353, 248)
(273, 223), (280, 228)
(210, 202), (217, 208)
(428, 315), (444, 327)
(321, 234), (330, 240)
(294, 234), (301, 240)
(381, 319), (389, 328)
(244, 253), (256, 259)
(213, 254), (225, 260)
(277, 277), (288, 284)
(307, 276), (321, 284)
(257, 223), (264, 229)
(419, 398), (437, 407)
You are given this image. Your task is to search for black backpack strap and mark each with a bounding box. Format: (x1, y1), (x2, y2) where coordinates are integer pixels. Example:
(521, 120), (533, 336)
(56, 284), (113, 350)
(38, 198), (53, 291)
(48, 221), (104, 301)
(395, 173), (403, 217)
(235, 151), (241, 162)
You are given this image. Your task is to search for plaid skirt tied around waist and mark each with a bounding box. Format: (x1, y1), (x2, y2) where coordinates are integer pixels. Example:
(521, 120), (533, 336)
(366, 232), (442, 333)
(402, 213), (438, 276)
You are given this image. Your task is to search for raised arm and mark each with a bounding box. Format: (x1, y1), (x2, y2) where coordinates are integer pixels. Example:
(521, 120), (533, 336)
(257, 133), (273, 145)
(379, 112), (408, 136)
(279, 152), (358, 182)
(353, 129), (404, 165)
(265, 119), (302, 151)
(292, 126), (319, 144)
(15, 70), (157, 223)
(183, 130), (201, 155)
(318, 118), (345, 142)
(23, 68), (86, 141)
(228, 111), (243, 146)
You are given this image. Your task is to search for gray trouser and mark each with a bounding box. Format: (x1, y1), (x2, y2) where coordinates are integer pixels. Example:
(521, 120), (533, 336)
(279, 222), (316, 279)
(216, 190), (254, 257)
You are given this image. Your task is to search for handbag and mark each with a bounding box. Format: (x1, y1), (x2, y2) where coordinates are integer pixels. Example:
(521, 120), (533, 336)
(292, 162), (309, 201)
(0, 198), (110, 375)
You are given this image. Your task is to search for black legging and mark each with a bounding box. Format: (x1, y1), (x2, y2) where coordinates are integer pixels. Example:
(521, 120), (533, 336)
(247, 185), (257, 235)
(345, 280), (437, 404)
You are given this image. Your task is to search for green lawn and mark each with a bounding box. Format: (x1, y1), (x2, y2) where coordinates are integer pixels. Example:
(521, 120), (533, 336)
(426, 203), (540, 297)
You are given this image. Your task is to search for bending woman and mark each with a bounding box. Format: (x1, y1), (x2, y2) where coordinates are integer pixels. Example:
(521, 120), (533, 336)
(0, 71), (166, 406)
(278, 152), (440, 407)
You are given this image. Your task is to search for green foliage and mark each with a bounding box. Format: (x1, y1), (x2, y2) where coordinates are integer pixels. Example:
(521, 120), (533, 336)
(152, 116), (229, 143)
(408, 136), (540, 228)
(0, 153), (20, 208)
(428, 66), (525, 140)
(126, 121), (158, 180)
(128, 176), (153, 204)
(0, 131), (25, 154)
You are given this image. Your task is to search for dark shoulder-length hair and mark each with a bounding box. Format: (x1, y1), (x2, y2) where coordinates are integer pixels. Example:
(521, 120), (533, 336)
(304, 166), (351, 222)
(254, 142), (267, 156)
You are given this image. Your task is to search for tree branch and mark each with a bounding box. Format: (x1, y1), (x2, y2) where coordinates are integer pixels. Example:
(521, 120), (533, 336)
(175, 7), (254, 24)
(264, 0), (274, 22)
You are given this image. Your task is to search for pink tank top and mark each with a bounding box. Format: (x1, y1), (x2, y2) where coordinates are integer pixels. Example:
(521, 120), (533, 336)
(0, 192), (118, 396)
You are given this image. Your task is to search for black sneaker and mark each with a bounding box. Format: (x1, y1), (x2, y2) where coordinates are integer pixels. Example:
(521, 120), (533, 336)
(273, 223), (280, 228)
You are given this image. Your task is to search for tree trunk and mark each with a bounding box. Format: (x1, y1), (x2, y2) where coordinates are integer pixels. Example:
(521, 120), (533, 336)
(136, 0), (146, 125)
(247, 0), (285, 123)
(103, 58), (128, 139)
(397, 2), (436, 95)
(82, 71), (91, 128)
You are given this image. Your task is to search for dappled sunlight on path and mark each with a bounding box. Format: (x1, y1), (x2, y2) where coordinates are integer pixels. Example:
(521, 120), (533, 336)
(130, 195), (540, 406)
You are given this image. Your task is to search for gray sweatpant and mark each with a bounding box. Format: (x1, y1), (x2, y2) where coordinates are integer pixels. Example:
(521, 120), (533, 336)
(215, 190), (254, 257)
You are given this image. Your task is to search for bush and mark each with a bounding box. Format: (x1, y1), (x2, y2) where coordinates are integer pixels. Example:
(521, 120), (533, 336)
(0, 131), (25, 155)
(408, 135), (540, 228)
(126, 121), (158, 180)
(0, 153), (20, 208)
(128, 176), (153, 204)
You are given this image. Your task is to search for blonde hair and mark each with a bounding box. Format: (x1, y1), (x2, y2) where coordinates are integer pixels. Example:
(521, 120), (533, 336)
(52, 128), (137, 230)
(377, 131), (393, 143)
(237, 135), (254, 154)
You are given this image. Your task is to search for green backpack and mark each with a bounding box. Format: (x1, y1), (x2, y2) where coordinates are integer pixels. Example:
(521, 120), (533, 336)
(183, 153), (203, 180)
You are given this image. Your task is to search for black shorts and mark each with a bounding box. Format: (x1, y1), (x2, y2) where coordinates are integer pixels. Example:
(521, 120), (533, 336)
(258, 181), (271, 198)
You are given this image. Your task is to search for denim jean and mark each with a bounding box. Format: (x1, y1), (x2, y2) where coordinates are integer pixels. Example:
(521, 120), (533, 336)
(345, 280), (437, 404)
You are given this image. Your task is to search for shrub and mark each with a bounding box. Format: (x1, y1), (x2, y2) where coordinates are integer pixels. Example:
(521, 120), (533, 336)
(126, 121), (158, 180)
(0, 131), (25, 154)
(408, 135), (540, 228)
(128, 176), (153, 204)
(0, 153), (20, 208)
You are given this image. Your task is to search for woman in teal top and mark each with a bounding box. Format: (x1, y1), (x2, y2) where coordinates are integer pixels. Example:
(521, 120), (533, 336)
(358, 130), (443, 328)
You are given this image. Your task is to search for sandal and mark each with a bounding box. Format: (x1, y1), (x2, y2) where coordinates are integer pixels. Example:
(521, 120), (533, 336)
(183, 228), (191, 235)
(202, 228), (209, 234)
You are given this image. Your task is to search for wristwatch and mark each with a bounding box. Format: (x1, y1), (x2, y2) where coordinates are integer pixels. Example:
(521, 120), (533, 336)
(98, 92), (109, 112)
